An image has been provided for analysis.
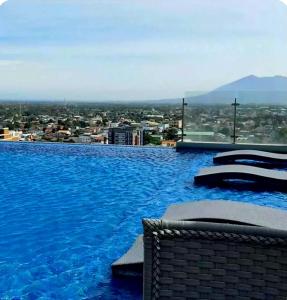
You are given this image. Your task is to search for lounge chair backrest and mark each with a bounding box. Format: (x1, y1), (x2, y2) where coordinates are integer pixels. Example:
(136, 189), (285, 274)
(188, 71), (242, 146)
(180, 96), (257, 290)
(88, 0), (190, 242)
(143, 219), (287, 300)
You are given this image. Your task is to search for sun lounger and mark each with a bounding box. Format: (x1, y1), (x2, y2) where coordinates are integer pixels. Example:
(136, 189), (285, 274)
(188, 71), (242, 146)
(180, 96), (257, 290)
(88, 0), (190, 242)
(111, 235), (144, 276)
(143, 218), (287, 299)
(112, 200), (287, 276)
(214, 150), (287, 165)
(194, 165), (287, 189)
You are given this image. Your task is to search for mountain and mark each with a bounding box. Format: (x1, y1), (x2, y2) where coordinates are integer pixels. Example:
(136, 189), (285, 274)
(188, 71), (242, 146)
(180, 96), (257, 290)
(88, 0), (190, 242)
(187, 75), (287, 104)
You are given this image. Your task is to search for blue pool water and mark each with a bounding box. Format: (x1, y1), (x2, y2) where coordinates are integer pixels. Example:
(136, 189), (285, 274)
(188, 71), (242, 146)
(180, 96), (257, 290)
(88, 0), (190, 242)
(0, 143), (287, 299)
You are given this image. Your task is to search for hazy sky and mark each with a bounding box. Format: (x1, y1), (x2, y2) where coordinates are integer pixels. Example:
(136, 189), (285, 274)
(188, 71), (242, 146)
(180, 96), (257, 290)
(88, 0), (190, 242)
(0, 0), (286, 101)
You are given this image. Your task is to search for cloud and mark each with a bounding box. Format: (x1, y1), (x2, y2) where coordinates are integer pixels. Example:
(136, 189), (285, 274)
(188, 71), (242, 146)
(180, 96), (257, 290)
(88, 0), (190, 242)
(0, 60), (23, 67)
(0, 0), (286, 100)
(0, 0), (7, 6)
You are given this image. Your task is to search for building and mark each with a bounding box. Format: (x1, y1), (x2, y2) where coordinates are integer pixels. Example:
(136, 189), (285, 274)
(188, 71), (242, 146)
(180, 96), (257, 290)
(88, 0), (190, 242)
(57, 130), (71, 138)
(161, 140), (177, 147)
(0, 128), (21, 141)
(133, 129), (144, 146)
(0, 128), (11, 140)
(108, 127), (134, 145)
(158, 123), (170, 133)
(93, 135), (107, 144)
(78, 133), (92, 144)
(169, 119), (183, 129)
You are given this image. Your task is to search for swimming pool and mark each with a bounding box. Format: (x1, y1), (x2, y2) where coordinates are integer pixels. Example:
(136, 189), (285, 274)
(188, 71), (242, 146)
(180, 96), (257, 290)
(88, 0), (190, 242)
(0, 143), (286, 299)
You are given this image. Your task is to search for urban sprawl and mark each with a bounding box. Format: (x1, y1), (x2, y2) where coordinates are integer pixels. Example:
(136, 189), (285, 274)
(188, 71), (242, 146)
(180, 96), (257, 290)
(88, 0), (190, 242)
(0, 102), (287, 146)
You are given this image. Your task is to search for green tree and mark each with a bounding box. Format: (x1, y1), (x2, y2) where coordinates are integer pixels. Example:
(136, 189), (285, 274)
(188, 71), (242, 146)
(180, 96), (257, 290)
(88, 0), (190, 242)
(219, 127), (230, 136)
(274, 128), (287, 143)
(164, 127), (178, 140)
(143, 132), (161, 145)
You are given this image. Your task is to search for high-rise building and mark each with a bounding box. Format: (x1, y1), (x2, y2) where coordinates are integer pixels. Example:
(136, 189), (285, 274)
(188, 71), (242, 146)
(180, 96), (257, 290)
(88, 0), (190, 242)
(108, 127), (144, 146)
(108, 127), (133, 145)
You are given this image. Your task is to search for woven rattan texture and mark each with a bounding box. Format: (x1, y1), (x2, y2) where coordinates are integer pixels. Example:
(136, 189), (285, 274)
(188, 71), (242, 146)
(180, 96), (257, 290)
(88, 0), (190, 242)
(144, 225), (287, 300)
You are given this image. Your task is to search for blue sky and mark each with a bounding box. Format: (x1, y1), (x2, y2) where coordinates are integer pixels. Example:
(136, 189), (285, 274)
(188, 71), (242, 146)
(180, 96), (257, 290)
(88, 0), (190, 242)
(0, 0), (286, 101)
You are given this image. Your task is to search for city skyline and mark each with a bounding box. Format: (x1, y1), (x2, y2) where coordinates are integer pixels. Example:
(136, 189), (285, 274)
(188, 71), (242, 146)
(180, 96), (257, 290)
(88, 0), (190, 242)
(0, 0), (286, 101)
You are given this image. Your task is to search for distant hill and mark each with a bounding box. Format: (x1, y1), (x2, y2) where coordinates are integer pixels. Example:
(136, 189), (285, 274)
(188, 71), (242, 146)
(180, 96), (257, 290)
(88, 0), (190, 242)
(187, 75), (287, 104)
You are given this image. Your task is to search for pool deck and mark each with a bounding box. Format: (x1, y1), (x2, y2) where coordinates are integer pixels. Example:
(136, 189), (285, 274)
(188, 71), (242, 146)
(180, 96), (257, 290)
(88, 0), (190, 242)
(176, 141), (287, 153)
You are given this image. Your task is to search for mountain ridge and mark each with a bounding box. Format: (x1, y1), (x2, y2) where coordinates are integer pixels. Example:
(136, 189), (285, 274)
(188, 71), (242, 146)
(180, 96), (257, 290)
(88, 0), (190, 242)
(187, 75), (287, 104)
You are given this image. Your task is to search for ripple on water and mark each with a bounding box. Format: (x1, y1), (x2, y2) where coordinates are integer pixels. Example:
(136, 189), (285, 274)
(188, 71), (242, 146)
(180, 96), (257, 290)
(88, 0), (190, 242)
(0, 143), (286, 299)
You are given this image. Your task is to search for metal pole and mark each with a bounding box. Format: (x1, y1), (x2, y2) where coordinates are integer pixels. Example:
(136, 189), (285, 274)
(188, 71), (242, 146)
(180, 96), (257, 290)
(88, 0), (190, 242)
(181, 98), (187, 142)
(231, 98), (240, 144)
(233, 98), (237, 144)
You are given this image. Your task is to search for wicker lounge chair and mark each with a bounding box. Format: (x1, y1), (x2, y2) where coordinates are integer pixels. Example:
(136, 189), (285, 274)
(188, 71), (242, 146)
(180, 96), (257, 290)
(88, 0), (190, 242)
(194, 165), (287, 190)
(143, 218), (287, 299)
(112, 200), (287, 276)
(214, 150), (287, 165)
